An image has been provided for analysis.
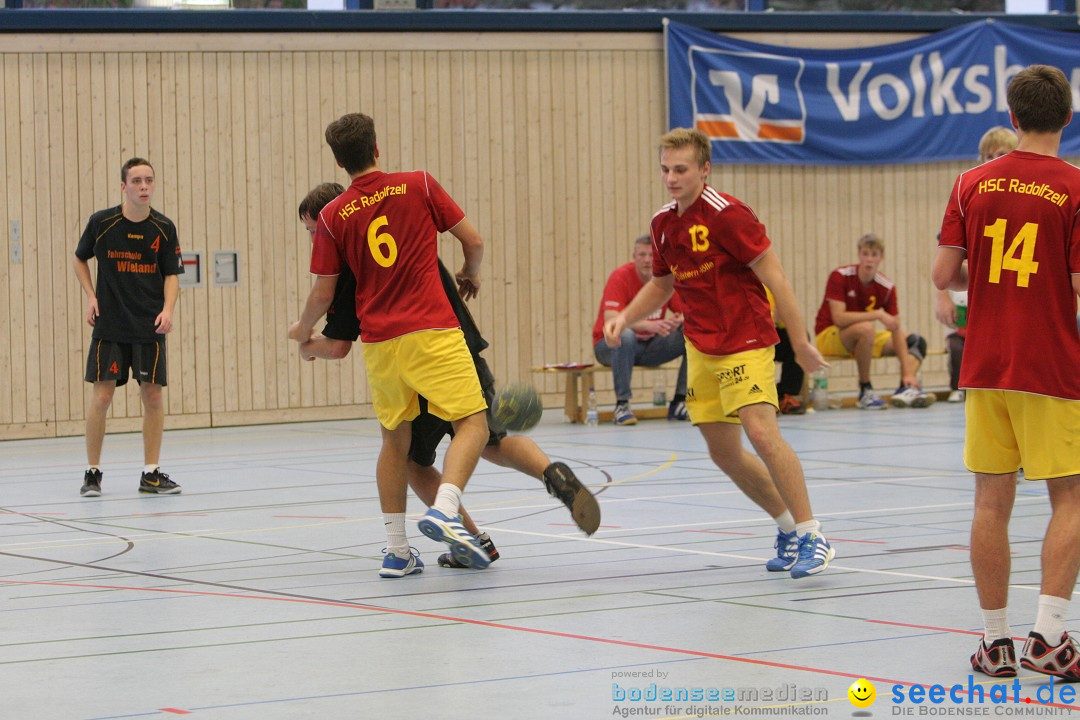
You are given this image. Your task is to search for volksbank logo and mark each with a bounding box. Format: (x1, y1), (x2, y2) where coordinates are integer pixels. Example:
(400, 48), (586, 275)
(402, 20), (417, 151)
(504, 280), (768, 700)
(689, 47), (806, 144)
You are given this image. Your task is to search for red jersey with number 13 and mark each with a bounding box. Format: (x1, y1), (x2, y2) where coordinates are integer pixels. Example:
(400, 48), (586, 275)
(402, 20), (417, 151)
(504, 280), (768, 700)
(650, 186), (778, 356)
(939, 150), (1080, 400)
(311, 170), (465, 343)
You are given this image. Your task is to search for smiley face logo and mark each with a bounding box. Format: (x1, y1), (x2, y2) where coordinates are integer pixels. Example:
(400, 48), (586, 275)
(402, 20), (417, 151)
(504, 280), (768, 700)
(848, 678), (876, 708)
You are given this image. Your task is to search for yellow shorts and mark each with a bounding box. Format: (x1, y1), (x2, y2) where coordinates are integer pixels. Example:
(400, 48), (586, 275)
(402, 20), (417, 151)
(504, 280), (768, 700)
(685, 343), (778, 425)
(361, 328), (487, 430)
(964, 389), (1080, 480)
(815, 325), (892, 358)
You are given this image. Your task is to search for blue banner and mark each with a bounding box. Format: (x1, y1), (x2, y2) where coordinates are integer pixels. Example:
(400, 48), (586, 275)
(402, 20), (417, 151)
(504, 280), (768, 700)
(666, 20), (1080, 165)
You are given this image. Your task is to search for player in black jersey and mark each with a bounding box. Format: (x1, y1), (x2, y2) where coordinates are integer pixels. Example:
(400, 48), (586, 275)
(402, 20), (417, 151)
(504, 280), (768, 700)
(297, 184), (600, 571)
(73, 158), (184, 497)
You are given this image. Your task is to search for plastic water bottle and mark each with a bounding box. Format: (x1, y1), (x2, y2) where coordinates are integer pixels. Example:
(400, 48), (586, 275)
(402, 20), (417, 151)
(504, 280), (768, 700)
(653, 377), (666, 406)
(811, 369), (829, 411)
(585, 387), (599, 426)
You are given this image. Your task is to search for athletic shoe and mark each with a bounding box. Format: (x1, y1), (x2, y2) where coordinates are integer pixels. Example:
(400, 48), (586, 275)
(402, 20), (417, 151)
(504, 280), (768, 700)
(948, 390), (965, 403)
(139, 469), (182, 495)
(668, 399), (689, 421)
(417, 508), (491, 569)
(857, 389), (887, 410)
(439, 532), (499, 568)
(778, 394), (806, 415)
(613, 403), (637, 426)
(765, 528), (800, 571)
(380, 547), (424, 578)
(790, 532), (835, 578)
(890, 385), (936, 408)
(1021, 632), (1080, 681)
(80, 468), (103, 497)
(542, 461), (601, 535)
(971, 637), (1018, 678)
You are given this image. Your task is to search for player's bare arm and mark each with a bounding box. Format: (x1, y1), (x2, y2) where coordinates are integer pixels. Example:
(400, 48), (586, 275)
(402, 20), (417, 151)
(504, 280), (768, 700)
(449, 218), (484, 301)
(73, 256), (99, 326)
(289, 274), (338, 343)
(932, 246), (968, 292)
(155, 274), (180, 334)
(604, 275), (673, 348)
(751, 249), (827, 374)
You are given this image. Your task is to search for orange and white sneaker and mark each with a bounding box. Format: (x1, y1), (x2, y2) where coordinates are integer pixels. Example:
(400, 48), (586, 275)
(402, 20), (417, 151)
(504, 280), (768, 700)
(1021, 632), (1080, 681)
(971, 637), (1018, 677)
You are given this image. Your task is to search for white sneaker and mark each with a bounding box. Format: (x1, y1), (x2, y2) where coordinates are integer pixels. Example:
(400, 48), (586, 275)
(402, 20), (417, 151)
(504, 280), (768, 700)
(856, 389), (887, 410)
(891, 386), (936, 408)
(948, 390), (965, 403)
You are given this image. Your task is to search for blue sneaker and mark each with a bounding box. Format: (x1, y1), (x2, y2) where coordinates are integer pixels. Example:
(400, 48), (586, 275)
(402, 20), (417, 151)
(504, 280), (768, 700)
(417, 508), (491, 569)
(790, 532), (835, 578)
(379, 547), (424, 578)
(765, 528), (800, 571)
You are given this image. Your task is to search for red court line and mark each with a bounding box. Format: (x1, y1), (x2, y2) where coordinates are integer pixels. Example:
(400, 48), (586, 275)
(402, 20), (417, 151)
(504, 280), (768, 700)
(9, 576), (1074, 708)
(159, 709), (192, 715)
(867, 619), (1031, 644)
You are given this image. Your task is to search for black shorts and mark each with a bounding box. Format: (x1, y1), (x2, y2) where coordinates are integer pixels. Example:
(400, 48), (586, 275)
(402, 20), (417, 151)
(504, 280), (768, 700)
(322, 304), (360, 342)
(322, 274), (360, 342)
(84, 338), (167, 387)
(407, 355), (506, 467)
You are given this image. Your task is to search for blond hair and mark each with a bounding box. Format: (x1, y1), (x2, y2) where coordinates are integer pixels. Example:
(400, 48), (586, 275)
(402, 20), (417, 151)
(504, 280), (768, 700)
(857, 233), (885, 254)
(659, 128), (711, 168)
(978, 126), (1018, 161)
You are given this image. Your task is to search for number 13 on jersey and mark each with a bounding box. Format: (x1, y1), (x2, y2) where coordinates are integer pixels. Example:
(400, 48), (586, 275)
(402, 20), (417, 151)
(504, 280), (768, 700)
(985, 218), (1039, 288)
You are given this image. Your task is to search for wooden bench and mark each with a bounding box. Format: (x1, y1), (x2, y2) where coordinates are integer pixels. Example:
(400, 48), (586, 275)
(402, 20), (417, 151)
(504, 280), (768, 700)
(817, 349), (949, 408)
(531, 362), (681, 424)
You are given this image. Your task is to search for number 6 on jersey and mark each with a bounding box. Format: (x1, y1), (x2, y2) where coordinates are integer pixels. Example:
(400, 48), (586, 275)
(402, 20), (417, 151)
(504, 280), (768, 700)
(367, 215), (398, 268)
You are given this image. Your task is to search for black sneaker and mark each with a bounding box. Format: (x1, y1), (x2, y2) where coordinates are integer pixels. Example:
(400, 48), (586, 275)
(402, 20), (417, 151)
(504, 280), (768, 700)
(80, 468), (102, 497)
(139, 469), (182, 495)
(438, 532), (499, 568)
(542, 461), (601, 535)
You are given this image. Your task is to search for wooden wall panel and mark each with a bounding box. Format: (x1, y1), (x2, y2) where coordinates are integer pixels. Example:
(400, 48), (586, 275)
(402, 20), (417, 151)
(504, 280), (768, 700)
(2, 31), (1057, 439)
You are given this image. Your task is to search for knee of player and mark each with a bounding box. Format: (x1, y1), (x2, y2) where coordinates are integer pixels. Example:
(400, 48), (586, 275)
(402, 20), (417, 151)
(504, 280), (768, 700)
(140, 384), (164, 410)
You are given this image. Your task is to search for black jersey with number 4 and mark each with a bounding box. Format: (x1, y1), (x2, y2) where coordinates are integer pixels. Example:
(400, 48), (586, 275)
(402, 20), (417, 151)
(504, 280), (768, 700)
(75, 205), (184, 343)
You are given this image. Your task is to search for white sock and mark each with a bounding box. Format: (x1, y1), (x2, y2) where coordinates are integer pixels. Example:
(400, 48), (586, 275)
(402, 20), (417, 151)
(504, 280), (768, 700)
(982, 607), (1011, 643)
(795, 519), (821, 537)
(88, 465), (100, 472)
(1033, 595), (1069, 641)
(773, 511), (796, 533)
(143, 464), (159, 474)
(383, 513), (408, 555)
(432, 484), (463, 518)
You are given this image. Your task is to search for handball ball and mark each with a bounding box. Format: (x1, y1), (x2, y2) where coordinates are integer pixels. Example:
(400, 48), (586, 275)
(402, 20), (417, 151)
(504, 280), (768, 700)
(492, 383), (544, 432)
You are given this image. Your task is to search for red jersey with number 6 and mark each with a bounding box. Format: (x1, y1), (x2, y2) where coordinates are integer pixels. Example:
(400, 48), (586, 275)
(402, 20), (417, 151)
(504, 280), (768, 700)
(311, 170), (465, 343)
(939, 150), (1080, 400)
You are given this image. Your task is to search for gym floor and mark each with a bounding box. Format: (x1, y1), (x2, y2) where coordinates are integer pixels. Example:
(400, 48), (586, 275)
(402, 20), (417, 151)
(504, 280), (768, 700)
(1, 402), (1069, 719)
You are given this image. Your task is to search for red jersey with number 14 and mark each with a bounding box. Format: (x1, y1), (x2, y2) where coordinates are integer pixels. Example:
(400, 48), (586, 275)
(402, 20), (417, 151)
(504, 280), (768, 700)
(939, 150), (1080, 400)
(311, 170), (465, 343)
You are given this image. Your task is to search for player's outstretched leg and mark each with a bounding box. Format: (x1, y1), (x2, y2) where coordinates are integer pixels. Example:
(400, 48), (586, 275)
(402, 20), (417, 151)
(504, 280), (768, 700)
(542, 462), (601, 536)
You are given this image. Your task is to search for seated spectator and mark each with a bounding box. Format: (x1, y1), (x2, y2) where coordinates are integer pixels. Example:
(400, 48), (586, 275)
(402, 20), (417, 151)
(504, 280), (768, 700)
(593, 235), (688, 426)
(765, 286), (806, 415)
(934, 126), (1018, 403)
(813, 233), (933, 410)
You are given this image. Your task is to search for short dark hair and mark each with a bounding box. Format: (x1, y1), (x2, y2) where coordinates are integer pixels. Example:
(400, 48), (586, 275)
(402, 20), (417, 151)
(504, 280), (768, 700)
(298, 182), (345, 221)
(324, 114), (377, 175)
(1007, 65), (1072, 134)
(121, 157), (154, 183)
